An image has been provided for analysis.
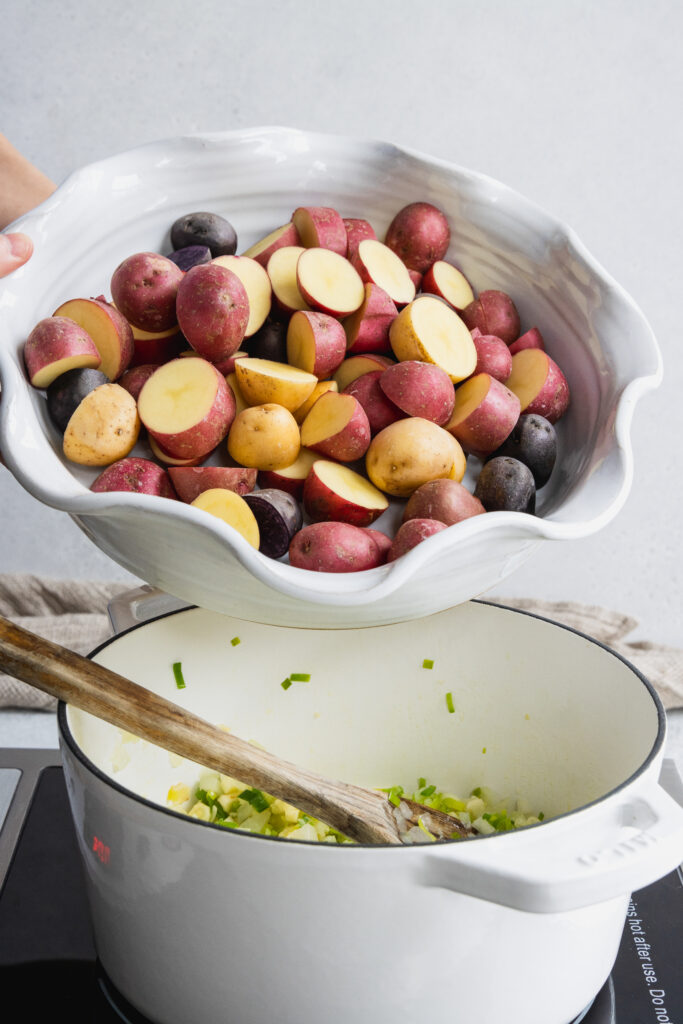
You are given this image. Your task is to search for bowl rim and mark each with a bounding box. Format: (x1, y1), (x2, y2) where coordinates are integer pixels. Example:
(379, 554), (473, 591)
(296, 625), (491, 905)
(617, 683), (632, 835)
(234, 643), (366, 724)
(57, 598), (667, 851)
(0, 126), (664, 604)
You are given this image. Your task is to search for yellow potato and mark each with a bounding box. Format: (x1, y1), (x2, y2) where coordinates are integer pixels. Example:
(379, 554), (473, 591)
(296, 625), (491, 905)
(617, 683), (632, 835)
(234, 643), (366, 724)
(235, 358), (317, 411)
(63, 384), (140, 466)
(190, 489), (260, 549)
(366, 417), (460, 498)
(227, 404), (300, 471)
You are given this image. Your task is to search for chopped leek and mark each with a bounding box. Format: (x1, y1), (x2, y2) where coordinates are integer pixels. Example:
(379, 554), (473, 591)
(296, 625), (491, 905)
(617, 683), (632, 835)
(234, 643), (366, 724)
(230, 636), (241, 647)
(290, 672), (311, 682)
(172, 662), (186, 689)
(445, 691), (455, 713)
(422, 658), (434, 669)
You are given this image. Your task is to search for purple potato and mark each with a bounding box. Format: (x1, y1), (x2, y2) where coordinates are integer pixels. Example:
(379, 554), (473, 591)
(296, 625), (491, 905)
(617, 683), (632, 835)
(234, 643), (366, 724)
(46, 368), (109, 432)
(487, 414), (557, 488)
(474, 457), (536, 514)
(244, 489), (303, 559)
(170, 212), (237, 257)
(246, 319), (288, 363)
(167, 245), (212, 272)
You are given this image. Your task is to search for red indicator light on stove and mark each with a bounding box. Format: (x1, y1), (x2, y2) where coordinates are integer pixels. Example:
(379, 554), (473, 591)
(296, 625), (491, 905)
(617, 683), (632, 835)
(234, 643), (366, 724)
(92, 835), (111, 865)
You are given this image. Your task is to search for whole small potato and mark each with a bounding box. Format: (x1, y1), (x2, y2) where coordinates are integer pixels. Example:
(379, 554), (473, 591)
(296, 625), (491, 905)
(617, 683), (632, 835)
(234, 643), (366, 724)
(403, 479), (486, 526)
(289, 522), (383, 573)
(170, 211), (238, 257)
(91, 457), (177, 498)
(227, 404), (300, 470)
(63, 384), (140, 466)
(474, 457), (536, 514)
(387, 519), (448, 562)
(176, 263), (249, 363)
(111, 252), (184, 332)
(461, 290), (521, 346)
(487, 414), (557, 488)
(366, 417), (460, 497)
(384, 202), (450, 274)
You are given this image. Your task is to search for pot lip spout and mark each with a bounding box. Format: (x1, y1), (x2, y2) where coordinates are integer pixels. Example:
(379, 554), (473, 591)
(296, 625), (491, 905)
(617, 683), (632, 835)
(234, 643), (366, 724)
(57, 599), (668, 852)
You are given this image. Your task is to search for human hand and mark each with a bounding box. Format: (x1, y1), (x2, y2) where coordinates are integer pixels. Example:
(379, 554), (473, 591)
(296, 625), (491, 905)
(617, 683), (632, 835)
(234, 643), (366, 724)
(0, 232), (32, 277)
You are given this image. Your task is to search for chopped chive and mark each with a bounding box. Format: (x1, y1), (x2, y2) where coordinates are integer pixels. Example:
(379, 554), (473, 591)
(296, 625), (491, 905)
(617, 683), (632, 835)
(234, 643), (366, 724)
(420, 784), (436, 798)
(290, 672), (310, 682)
(281, 678), (292, 690)
(418, 777), (426, 789)
(239, 788), (270, 812)
(230, 636), (241, 647)
(538, 811), (545, 821)
(482, 746), (487, 754)
(422, 659), (434, 669)
(172, 662), (186, 689)
(445, 691), (455, 714)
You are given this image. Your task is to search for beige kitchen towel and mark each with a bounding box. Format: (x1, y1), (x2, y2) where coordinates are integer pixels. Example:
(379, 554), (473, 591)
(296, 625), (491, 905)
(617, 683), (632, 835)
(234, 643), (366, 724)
(0, 574), (681, 710)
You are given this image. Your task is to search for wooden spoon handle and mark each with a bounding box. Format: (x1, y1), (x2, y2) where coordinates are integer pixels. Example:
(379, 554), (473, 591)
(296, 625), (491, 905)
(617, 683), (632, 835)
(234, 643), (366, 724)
(0, 614), (398, 843)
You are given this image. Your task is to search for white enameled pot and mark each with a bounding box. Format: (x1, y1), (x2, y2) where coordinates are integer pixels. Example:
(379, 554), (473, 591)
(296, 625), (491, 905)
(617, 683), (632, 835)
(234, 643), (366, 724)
(59, 600), (683, 1024)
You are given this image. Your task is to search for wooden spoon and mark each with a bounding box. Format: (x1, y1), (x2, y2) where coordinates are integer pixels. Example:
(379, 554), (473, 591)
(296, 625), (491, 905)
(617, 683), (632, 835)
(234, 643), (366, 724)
(0, 615), (474, 845)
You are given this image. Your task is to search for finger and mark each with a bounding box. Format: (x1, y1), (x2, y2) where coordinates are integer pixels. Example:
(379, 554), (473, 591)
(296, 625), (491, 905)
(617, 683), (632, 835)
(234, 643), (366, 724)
(0, 232), (33, 277)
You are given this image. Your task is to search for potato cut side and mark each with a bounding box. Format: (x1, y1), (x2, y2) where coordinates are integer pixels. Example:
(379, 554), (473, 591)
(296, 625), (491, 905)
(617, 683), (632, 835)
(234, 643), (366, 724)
(54, 298), (131, 380)
(267, 446), (319, 480)
(333, 354), (394, 392)
(242, 222), (299, 264)
(213, 255), (271, 337)
(356, 239), (415, 305)
(130, 322), (180, 342)
(297, 248), (364, 317)
(393, 296), (476, 383)
(314, 461), (388, 510)
(190, 488), (260, 549)
(138, 359), (220, 433)
(286, 311), (317, 373)
(267, 246), (310, 312)
(235, 357), (317, 411)
(300, 392), (357, 446)
(426, 261), (475, 310)
(148, 435), (202, 466)
(447, 374), (492, 426)
(293, 380), (338, 424)
(505, 349), (550, 409)
(32, 352), (102, 389)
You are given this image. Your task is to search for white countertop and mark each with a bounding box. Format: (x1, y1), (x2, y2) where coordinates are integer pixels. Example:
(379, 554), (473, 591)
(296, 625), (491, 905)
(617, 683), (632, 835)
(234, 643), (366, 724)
(0, 0), (681, 654)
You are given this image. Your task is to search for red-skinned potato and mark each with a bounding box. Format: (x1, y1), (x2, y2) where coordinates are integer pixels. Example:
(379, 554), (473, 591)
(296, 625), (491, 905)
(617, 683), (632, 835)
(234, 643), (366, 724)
(402, 478), (486, 526)
(267, 246), (310, 314)
(421, 261), (475, 311)
(118, 364), (158, 402)
(293, 380), (338, 425)
(296, 248), (364, 318)
(148, 435), (203, 467)
(168, 466), (257, 503)
(343, 218), (377, 262)
(213, 350), (248, 376)
(461, 290), (520, 346)
(342, 370), (404, 435)
(53, 298), (134, 381)
(351, 239), (415, 307)
(129, 327), (185, 368)
(505, 349), (570, 423)
(508, 327), (546, 356)
(212, 255), (271, 338)
(138, 358), (236, 460)
(303, 460), (388, 527)
(343, 283), (397, 355)
(300, 391), (371, 462)
(24, 317), (101, 389)
(289, 522), (383, 573)
(365, 528), (392, 564)
(287, 310), (347, 379)
(91, 457), (177, 498)
(379, 360), (455, 425)
(445, 373), (521, 458)
(176, 263), (249, 363)
(384, 202), (450, 274)
(242, 222), (301, 267)
(333, 353), (395, 392)
(292, 206), (347, 256)
(257, 447), (320, 499)
(471, 329), (513, 382)
(111, 252), (183, 332)
(387, 518), (448, 562)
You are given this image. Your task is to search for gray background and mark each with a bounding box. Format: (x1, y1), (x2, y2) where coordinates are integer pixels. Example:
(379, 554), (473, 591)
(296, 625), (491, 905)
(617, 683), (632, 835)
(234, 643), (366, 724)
(1, 0), (681, 646)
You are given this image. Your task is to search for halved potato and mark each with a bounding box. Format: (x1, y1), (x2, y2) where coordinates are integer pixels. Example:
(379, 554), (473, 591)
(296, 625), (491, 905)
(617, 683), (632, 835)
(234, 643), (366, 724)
(235, 357), (317, 411)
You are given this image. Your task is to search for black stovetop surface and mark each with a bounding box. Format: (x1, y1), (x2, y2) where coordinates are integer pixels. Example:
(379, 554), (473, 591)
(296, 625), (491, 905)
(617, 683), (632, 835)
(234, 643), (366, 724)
(0, 752), (681, 1024)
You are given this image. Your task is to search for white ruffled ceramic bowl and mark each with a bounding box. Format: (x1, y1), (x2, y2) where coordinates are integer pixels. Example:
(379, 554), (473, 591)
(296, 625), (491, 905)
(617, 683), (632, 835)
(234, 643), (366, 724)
(0, 127), (662, 627)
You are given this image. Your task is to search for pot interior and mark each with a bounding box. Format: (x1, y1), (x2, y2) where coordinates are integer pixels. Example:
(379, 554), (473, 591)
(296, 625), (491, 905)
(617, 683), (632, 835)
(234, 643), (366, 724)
(65, 601), (663, 822)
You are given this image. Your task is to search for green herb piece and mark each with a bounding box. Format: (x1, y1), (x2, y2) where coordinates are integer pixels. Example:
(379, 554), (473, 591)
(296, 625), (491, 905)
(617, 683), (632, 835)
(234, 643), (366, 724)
(230, 636), (241, 647)
(538, 811), (545, 821)
(418, 777), (426, 789)
(172, 662), (186, 689)
(445, 691), (455, 714)
(281, 678), (292, 690)
(290, 672), (311, 682)
(217, 819), (237, 829)
(482, 746), (487, 754)
(420, 784), (436, 798)
(470, 786), (482, 798)
(194, 787), (227, 821)
(381, 784), (404, 807)
(422, 659), (434, 669)
(239, 788), (270, 812)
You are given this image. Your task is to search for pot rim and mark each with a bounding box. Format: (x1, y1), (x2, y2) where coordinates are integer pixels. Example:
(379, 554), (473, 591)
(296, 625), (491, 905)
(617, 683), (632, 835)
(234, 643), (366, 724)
(58, 599), (667, 850)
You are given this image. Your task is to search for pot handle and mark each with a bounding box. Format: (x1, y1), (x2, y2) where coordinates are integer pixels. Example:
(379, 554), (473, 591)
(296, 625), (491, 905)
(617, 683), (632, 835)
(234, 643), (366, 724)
(421, 762), (683, 914)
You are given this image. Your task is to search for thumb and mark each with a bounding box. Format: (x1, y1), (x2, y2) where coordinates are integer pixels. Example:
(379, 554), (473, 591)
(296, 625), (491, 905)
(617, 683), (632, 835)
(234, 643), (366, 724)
(0, 232), (33, 277)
